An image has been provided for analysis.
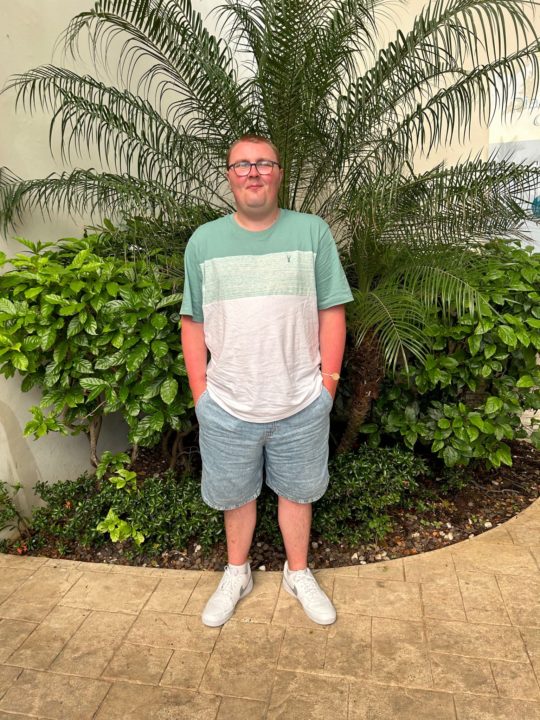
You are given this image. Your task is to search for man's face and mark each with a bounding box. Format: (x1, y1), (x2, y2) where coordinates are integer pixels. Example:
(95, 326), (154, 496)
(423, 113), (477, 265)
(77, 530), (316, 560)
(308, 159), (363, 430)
(227, 140), (283, 217)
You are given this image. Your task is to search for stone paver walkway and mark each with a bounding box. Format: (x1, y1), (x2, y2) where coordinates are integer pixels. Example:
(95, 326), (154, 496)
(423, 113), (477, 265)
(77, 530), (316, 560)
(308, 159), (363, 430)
(0, 499), (539, 719)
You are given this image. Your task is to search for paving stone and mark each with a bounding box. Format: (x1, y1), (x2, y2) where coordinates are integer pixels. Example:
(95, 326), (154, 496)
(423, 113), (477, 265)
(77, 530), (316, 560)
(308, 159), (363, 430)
(324, 613), (371, 678)
(0, 665), (22, 699)
(0, 668), (110, 719)
(497, 574), (540, 627)
(430, 651), (496, 695)
(144, 574), (200, 614)
(103, 642), (173, 684)
(507, 525), (540, 546)
(425, 617), (529, 661)
(50, 610), (135, 677)
(160, 650), (210, 689)
(530, 546), (540, 571)
(0, 619), (37, 662)
(94, 680), (221, 719)
(200, 622), (283, 702)
(403, 548), (459, 585)
(490, 659), (540, 701)
(372, 617), (432, 687)
(0, 568), (36, 604)
(126, 610), (219, 652)
(6, 605), (89, 669)
(458, 571), (512, 625)
(181, 573), (227, 616)
(451, 542), (539, 577)
(333, 576), (422, 620)
(521, 626), (540, 655)
(277, 625), (327, 673)
(0, 554), (47, 569)
(14, 566), (83, 611)
(356, 558), (405, 581)
(60, 571), (158, 613)
(453, 692), (540, 719)
(348, 681), (456, 719)
(216, 696), (267, 719)
(267, 670), (348, 719)
(421, 579), (467, 621)
(473, 525), (515, 544)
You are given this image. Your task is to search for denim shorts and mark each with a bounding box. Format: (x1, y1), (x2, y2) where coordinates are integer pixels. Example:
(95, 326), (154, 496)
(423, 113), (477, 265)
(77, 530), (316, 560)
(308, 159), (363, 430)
(195, 388), (333, 511)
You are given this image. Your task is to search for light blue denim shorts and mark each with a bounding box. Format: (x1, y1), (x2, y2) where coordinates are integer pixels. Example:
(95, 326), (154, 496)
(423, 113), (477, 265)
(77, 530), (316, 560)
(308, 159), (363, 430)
(195, 388), (333, 511)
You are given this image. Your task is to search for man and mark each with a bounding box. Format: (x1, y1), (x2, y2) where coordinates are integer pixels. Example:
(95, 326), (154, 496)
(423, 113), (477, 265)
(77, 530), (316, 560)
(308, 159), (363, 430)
(180, 135), (352, 627)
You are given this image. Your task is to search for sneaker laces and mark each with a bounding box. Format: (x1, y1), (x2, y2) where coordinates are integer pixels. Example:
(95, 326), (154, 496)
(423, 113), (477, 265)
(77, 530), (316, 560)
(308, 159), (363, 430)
(290, 569), (324, 602)
(218, 566), (246, 600)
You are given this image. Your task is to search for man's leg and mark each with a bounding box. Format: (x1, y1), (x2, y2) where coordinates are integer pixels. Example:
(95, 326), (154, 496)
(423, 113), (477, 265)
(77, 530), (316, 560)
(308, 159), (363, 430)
(225, 499), (257, 564)
(201, 498), (256, 627)
(278, 496), (311, 570)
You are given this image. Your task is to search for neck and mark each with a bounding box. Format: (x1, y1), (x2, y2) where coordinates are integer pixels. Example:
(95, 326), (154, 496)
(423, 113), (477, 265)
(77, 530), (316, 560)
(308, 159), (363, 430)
(234, 207), (280, 231)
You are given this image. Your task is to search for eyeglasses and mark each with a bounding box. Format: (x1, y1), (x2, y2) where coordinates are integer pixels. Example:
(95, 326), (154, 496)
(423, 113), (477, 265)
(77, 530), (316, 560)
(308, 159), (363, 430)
(227, 160), (281, 177)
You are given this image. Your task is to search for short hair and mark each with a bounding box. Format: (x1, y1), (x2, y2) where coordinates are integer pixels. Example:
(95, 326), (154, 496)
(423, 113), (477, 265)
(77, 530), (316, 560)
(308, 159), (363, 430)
(226, 134), (281, 167)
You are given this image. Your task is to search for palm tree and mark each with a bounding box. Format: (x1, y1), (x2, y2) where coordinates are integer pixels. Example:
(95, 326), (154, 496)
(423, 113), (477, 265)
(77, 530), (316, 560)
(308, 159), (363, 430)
(1, 0), (539, 451)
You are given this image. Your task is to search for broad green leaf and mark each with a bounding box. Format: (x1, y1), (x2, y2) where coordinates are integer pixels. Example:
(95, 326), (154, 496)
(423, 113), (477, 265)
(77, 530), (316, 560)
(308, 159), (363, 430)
(79, 377), (108, 389)
(160, 377), (178, 404)
(11, 352), (28, 371)
(69, 280), (85, 293)
(151, 339), (168, 359)
(484, 396), (503, 414)
(126, 344), (149, 372)
(111, 332), (124, 349)
(496, 444), (512, 466)
(40, 327), (56, 351)
(140, 323), (155, 343)
(442, 445), (460, 467)
(156, 293), (183, 310)
(516, 375), (536, 388)
(483, 343), (497, 359)
(24, 287), (43, 300)
(468, 413), (485, 431)
(498, 325), (517, 347)
(22, 335), (41, 351)
(151, 314), (167, 330)
(67, 316), (82, 338)
(0, 299), (16, 315)
(525, 318), (540, 329)
(467, 335), (481, 355)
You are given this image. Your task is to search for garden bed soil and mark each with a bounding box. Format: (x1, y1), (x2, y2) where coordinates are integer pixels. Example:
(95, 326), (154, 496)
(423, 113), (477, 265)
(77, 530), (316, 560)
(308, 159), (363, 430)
(12, 439), (540, 571)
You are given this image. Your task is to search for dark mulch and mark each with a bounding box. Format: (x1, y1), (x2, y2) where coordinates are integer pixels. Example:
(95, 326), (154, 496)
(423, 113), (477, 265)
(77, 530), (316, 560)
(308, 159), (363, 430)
(15, 440), (540, 572)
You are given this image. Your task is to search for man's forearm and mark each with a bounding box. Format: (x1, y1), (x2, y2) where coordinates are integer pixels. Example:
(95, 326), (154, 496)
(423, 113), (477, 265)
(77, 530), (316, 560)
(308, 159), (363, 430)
(319, 305), (347, 399)
(180, 315), (208, 403)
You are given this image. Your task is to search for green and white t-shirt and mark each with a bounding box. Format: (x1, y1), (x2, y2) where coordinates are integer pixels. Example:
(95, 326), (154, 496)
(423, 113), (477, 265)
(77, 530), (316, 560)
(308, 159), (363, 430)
(180, 209), (353, 422)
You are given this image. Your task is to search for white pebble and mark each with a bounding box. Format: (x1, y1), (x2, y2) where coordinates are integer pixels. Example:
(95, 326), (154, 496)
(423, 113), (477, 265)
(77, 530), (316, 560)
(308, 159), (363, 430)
(374, 554), (383, 560)
(468, 533), (475, 539)
(194, 545), (201, 553)
(311, 542), (318, 549)
(484, 521), (493, 529)
(446, 522), (452, 528)
(411, 532), (420, 538)
(351, 552), (358, 561)
(446, 533), (454, 540)
(258, 565), (266, 571)
(360, 560), (367, 565)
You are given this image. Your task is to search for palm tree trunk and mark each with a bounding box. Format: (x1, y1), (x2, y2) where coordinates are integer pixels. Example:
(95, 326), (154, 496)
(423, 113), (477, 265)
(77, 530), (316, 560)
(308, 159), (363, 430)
(336, 331), (384, 455)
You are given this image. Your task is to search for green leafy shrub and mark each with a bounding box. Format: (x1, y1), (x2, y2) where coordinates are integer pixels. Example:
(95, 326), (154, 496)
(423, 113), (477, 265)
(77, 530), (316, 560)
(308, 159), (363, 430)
(362, 241), (540, 467)
(0, 235), (192, 464)
(312, 446), (428, 544)
(30, 470), (223, 554)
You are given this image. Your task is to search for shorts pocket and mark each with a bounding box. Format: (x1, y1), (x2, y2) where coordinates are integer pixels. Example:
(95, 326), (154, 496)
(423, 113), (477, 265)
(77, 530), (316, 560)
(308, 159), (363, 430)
(195, 389), (209, 416)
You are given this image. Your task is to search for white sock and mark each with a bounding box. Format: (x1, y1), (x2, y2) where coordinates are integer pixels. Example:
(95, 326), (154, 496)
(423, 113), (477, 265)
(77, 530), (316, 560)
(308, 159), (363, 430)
(287, 565), (308, 575)
(228, 562), (249, 576)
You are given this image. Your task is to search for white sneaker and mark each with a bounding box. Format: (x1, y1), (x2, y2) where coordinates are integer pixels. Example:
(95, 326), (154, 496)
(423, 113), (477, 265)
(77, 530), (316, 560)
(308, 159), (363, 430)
(201, 564), (253, 627)
(282, 561), (336, 625)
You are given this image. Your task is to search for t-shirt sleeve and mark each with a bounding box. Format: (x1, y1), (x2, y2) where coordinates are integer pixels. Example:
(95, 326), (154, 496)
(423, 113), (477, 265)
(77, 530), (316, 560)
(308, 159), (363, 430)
(180, 235), (204, 322)
(315, 226), (354, 309)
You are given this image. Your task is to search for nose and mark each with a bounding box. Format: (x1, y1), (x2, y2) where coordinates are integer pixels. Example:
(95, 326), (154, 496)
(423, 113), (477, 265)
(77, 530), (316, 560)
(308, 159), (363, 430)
(247, 163), (260, 177)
